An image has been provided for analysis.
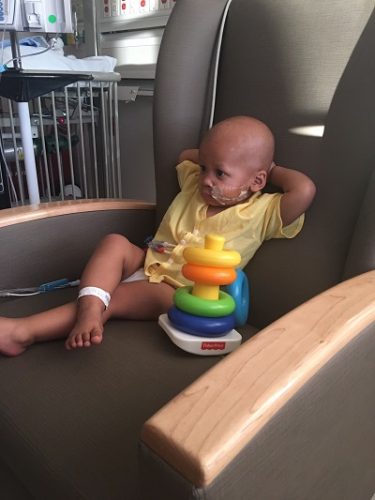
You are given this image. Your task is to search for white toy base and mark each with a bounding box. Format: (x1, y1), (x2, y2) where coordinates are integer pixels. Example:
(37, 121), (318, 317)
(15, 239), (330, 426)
(158, 314), (242, 356)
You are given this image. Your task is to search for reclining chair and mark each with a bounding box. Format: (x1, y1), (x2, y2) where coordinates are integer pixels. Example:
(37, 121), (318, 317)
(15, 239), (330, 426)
(0, 0), (374, 498)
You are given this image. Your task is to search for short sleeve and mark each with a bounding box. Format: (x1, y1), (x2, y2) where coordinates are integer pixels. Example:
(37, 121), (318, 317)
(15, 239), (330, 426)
(261, 193), (305, 240)
(176, 161), (200, 190)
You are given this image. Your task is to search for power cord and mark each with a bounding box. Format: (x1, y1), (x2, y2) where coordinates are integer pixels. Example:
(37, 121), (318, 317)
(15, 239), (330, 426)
(0, 279), (80, 297)
(3, 45), (52, 69)
(0, 130), (18, 203)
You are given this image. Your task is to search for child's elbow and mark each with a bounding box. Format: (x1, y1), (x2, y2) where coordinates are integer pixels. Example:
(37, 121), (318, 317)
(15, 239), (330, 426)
(178, 148), (199, 164)
(304, 178), (317, 207)
(178, 150), (189, 163)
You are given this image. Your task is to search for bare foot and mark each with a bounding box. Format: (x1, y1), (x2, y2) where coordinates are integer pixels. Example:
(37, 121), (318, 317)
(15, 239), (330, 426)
(0, 317), (30, 356)
(65, 301), (104, 350)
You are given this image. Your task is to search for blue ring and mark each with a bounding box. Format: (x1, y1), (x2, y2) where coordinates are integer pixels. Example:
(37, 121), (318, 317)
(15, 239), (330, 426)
(223, 269), (250, 327)
(168, 306), (236, 337)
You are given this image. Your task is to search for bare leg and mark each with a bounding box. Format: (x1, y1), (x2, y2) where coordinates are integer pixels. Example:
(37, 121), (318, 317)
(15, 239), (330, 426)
(0, 280), (174, 356)
(0, 302), (77, 356)
(79, 233), (145, 288)
(66, 280), (174, 349)
(67, 233), (145, 349)
(0, 233), (165, 356)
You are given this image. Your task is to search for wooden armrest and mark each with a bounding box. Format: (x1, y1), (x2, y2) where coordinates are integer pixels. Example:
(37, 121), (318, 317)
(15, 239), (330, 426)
(142, 271), (375, 487)
(0, 199), (155, 228)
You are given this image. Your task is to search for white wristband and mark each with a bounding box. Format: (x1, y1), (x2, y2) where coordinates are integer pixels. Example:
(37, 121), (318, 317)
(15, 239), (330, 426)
(78, 287), (111, 309)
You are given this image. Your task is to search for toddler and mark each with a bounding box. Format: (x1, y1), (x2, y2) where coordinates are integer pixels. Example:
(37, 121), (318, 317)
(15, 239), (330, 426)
(0, 115), (316, 356)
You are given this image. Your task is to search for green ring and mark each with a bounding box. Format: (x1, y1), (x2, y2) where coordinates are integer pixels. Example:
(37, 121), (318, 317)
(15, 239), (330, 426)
(174, 286), (235, 317)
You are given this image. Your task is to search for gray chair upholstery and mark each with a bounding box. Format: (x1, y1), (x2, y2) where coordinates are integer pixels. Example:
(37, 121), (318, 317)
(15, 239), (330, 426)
(0, 1), (374, 499)
(154, 0), (375, 327)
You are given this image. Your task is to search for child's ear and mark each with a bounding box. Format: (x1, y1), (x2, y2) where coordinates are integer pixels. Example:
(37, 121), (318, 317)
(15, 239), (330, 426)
(249, 170), (267, 192)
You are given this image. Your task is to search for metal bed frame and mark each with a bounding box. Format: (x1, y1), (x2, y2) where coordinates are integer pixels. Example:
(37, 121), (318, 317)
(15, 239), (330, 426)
(0, 71), (121, 205)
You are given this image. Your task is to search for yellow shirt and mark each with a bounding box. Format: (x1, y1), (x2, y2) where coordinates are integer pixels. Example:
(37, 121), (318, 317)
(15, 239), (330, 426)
(144, 161), (304, 287)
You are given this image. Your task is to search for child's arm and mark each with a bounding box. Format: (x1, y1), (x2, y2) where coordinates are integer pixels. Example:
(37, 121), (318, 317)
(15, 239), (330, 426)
(178, 148), (200, 164)
(268, 165), (316, 226)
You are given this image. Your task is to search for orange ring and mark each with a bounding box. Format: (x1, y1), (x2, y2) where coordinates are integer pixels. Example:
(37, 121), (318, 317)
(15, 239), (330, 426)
(182, 263), (236, 285)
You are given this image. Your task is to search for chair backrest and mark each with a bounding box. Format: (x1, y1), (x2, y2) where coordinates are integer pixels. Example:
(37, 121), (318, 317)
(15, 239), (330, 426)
(154, 0), (375, 328)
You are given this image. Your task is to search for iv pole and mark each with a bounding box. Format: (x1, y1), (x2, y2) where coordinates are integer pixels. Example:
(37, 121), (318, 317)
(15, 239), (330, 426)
(10, 31), (41, 205)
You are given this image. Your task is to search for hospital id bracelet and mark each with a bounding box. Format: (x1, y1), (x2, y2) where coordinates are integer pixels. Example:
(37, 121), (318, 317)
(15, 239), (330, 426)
(78, 287), (111, 309)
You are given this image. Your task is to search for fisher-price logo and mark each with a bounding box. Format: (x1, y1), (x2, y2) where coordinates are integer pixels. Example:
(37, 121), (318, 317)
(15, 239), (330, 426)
(201, 341), (226, 351)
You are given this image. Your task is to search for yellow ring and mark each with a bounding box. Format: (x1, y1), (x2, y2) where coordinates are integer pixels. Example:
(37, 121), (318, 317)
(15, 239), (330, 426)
(183, 247), (241, 268)
(182, 263), (236, 285)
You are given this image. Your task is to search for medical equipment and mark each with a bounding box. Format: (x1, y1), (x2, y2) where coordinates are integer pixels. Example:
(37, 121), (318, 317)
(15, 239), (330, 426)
(0, 1), (122, 206)
(0, 0), (74, 205)
(0, 0), (73, 33)
(145, 237), (176, 254)
(1, 73), (121, 203)
(97, 0), (176, 79)
(210, 184), (250, 205)
(0, 278), (79, 297)
(0, 143), (11, 207)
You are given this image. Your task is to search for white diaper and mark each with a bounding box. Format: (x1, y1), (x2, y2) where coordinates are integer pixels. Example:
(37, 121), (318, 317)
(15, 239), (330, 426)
(122, 268), (147, 283)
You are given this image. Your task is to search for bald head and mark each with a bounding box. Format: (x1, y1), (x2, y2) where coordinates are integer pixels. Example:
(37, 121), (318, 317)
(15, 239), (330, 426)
(200, 116), (275, 173)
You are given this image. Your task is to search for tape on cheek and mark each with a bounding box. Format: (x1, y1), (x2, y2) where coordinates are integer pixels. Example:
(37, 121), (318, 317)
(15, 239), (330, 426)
(210, 185), (250, 205)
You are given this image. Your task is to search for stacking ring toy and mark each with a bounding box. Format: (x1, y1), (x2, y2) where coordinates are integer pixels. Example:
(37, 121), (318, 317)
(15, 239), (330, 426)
(183, 247), (241, 268)
(174, 286), (235, 317)
(168, 306), (235, 336)
(224, 269), (250, 326)
(182, 263), (236, 285)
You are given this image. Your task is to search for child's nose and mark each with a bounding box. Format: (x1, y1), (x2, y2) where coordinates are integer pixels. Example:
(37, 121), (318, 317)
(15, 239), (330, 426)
(201, 172), (214, 187)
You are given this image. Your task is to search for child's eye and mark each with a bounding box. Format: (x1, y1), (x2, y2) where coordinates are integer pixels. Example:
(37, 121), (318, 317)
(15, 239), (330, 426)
(216, 169), (225, 178)
(199, 164), (206, 173)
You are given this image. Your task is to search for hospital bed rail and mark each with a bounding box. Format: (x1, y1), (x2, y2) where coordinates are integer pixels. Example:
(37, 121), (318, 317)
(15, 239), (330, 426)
(0, 71), (121, 205)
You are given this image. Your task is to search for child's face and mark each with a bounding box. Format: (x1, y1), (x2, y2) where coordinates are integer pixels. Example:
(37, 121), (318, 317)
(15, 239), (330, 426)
(198, 142), (264, 207)
(197, 117), (273, 207)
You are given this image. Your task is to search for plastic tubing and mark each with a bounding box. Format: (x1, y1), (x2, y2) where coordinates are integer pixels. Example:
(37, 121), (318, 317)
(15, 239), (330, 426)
(174, 286), (235, 317)
(182, 263), (236, 285)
